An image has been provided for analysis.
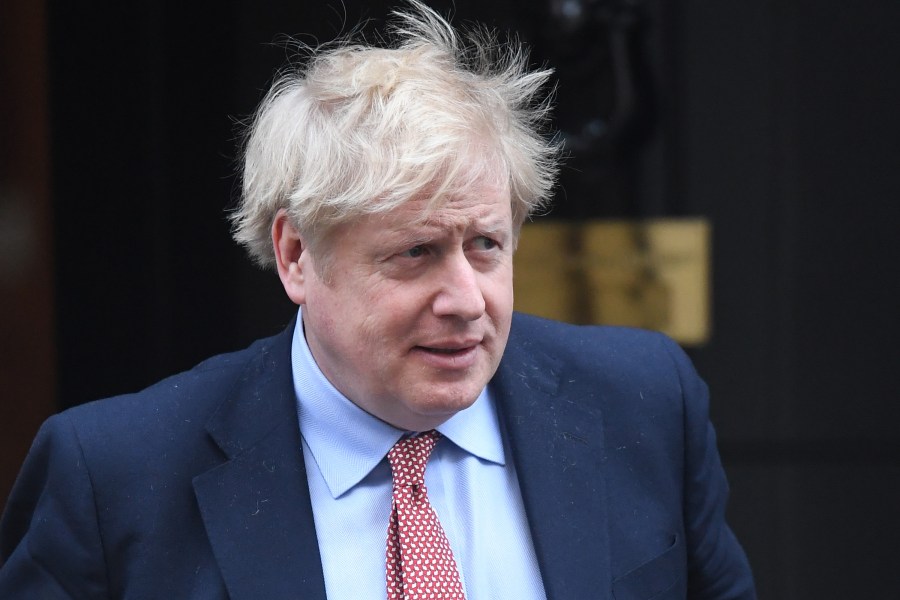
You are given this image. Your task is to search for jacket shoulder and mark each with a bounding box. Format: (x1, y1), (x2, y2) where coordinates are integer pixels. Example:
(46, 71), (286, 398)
(509, 311), (681, 367)
(65, 327), (289, 429)
(503, 312), (704, 425)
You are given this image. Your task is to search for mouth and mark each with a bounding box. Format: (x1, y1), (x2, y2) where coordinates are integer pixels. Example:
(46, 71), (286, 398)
(418, 346), (473, 354)
(412, 340), (482, 368)
(415, 337), (482, 353)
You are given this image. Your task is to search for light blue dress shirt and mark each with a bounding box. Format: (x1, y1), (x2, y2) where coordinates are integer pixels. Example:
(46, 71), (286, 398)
(290, 309), (546, 599)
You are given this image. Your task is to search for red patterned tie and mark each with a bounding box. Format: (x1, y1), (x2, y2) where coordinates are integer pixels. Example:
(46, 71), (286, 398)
(385, 430), (466, 600)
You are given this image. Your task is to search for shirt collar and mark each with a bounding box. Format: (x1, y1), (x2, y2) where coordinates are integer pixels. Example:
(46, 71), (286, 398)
(290, 308), (505, 499)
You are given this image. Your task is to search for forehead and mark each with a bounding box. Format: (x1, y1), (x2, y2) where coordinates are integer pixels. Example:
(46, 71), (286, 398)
(382, 178), (512, 233)
(311, 167), (513, 260)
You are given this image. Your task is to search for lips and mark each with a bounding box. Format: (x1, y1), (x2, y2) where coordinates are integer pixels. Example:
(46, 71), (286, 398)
(412, 339), (482, 369)
(415, 337), (482, 353)
(422, 347), (467, 354)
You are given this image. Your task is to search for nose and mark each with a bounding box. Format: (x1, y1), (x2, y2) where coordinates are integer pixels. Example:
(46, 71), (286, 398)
(431, 252), (486, 321)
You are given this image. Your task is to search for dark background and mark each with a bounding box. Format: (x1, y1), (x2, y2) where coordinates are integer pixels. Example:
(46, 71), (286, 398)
(2, 1), (899, 597)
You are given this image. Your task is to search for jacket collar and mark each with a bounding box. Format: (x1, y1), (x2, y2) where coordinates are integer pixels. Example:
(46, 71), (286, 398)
(192, 314), (611, 600)
(193, 319), (328, 600)
(493, 314), (612, 600)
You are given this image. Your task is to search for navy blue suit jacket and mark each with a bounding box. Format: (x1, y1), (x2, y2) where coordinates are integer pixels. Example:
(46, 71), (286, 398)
(0, 313), (755, 599)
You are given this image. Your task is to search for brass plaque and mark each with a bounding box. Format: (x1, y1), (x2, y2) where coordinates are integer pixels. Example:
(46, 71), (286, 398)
(514, 219), (711, 345)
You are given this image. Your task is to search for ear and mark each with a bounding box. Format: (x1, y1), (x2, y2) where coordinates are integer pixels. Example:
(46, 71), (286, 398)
(272, 209), (309, 305)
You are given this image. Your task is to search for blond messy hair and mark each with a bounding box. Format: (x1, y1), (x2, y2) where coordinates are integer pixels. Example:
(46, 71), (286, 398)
(231, 0), (560, 267)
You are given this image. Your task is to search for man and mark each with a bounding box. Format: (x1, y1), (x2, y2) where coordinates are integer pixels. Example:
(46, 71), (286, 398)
(0, 2), (755, 598)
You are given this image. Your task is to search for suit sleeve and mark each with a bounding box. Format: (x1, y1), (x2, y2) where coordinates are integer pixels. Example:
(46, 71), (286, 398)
(662, 337), (757, 600)
(0, 413), (110, 599)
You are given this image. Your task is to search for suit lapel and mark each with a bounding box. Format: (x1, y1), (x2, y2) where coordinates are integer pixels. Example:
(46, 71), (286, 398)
(493, 320), (613, 600)
(191, 315), (613, 599)
(193, 323), (327, 600)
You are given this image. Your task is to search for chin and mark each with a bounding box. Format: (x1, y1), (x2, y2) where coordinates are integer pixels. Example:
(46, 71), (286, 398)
(400, 389), (465, 413)
(422, 391), (480, 417)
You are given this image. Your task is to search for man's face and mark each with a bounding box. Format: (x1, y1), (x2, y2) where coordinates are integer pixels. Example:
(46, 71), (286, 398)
(298, 177), (514, 431)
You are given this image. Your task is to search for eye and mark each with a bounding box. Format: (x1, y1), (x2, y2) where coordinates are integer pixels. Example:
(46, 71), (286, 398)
(471, 236), (499, 251)
(400, 245), (427, 258)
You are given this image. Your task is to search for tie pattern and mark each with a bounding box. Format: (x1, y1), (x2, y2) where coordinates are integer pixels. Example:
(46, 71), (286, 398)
(385, 430), (466, 600)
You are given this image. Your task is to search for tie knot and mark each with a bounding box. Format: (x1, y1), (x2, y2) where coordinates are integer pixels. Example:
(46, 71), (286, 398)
(387, 430), (441, 487)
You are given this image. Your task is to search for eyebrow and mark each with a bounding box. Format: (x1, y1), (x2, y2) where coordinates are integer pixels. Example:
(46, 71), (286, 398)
(474, 219), (510, 236)
(415, 212), (511, 233)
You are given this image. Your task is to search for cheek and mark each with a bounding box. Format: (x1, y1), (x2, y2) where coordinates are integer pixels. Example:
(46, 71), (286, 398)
(368, 280), (429, 322)
(485, 267), (515, 312)
(357, 312), (387, 349)
(354, 287), (416, 349)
